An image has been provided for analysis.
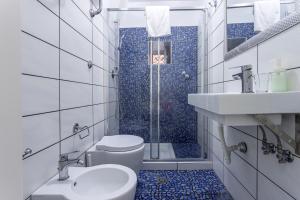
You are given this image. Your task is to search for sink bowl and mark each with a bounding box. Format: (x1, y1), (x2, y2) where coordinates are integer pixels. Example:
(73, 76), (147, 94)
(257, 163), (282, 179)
(32, 164), (137, 200)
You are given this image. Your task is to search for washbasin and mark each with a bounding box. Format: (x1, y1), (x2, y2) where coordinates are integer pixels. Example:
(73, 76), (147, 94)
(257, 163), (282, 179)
(188, 92), (300, 126)
(32, 164), (137, 200)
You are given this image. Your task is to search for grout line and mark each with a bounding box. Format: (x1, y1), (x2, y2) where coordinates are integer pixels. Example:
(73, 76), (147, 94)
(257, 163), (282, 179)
(22, 73), (118, 88)
(22, 100), (119, 118)
(208, 39), (224, 54)
(36, 0), (59, 17)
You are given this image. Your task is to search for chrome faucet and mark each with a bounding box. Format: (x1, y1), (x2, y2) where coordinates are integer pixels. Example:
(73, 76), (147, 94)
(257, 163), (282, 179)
(231, 65), (253, 93)
(58, 151), (84, 181)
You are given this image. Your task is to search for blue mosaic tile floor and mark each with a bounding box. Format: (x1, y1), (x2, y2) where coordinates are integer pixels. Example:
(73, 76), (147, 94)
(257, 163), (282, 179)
(135, 170), (233, 200)
(172, 143), (201, 159)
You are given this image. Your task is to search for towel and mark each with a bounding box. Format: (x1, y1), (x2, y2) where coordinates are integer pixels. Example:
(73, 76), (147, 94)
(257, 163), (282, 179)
(145, 6), (171, 37)
(254, 0), (280, 32)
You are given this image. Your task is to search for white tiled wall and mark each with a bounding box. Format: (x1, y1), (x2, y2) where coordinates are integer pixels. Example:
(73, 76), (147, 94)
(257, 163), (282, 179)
(21, 0), (119, 199)
(207, 0), (300, 199)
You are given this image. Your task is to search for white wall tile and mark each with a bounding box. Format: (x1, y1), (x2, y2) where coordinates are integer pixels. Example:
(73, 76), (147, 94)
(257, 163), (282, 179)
(61, 131), (93, 156)
(208, 82), (224, 93)
(208, 1), (225, 35)
(224, 127), (258, 168)
(93, 85), (104, 104)
(209, 22), (225, 51)
(60, 21), (92, 61)
(60, 51), (92, 84)
(286, 67), (300, 91)
(21, 0), (118, 198)
(60, 106), (93, 139)
(93, 15), (104, 34)
(208, 63), (223, 84)
(93, 27), (104, 51)
(21, 33), (59, 78)
(93, 104), (105, 123)
(224, 46), (258, 81)
(258, 142), (300, 199)
(258, 173), (294, 200)
(212, 154), (224, 182)
(21, 75), (59, 115)
(93, 121), (105, 143)
(23, 144), (59, 199)
(225, 153), (257, 197)
(39, 0), (59, 14)
(224, 79), (241, 93)
(60, 0), (92, 41)
(21, 0), (59, 46)
(211, 135), (224, 162)
(258, 24), (300, 74)
(93, 65), (104, 86)
(72, 0), (91, 19)
(60, 81), (92, 109)
(224, 167), (255, 200)
(22, 112), (59, 154)
(103, 70), (110, 86)
(93, 46), (104, 68)
(209, 42), (224, 68)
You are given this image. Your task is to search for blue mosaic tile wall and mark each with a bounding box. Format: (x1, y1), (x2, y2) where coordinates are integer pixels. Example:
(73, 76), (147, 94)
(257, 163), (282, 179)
(227, 23), (256, 40)
(119, 27), (198, 144)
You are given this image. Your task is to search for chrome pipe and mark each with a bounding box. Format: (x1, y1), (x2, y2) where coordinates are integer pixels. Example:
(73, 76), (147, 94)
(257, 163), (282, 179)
(90, 0), (102, 18)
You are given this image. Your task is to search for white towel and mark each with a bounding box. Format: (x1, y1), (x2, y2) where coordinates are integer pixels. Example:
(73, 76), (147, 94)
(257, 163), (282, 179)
(254, 0), (280, 32)
(145, 6), (171, 37)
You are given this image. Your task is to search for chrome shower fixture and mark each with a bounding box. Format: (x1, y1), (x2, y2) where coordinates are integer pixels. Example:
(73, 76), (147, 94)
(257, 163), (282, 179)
(208, 0), (217, 8)
(112, 69), (118, 79)
(90, 0), (102, 18)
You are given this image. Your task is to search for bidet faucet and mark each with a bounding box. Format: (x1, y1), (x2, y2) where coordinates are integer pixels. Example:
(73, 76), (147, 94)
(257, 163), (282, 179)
(231, 65), (253, 93)
(58, 151), (84, 181)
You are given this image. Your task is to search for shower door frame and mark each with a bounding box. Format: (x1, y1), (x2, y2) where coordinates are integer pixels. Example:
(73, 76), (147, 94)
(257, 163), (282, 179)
(110, 7), (208, 161)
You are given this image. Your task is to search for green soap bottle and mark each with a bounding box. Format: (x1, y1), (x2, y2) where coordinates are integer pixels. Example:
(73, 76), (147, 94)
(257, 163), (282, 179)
(270, 59), (287, 92)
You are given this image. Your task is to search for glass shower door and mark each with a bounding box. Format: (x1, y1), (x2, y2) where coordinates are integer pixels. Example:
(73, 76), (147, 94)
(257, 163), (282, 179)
(149, 39), (160, 159)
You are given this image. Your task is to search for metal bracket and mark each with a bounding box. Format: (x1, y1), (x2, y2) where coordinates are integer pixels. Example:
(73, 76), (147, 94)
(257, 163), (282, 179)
(218, 125), (248, 164)
(254, 114), (300, 155)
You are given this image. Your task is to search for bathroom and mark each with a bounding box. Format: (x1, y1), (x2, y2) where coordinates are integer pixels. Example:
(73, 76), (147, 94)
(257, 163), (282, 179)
(1, 0), (300, 199)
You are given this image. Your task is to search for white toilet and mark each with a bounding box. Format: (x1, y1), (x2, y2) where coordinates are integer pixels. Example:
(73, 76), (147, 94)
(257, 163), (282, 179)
(86, 135), (145, 174)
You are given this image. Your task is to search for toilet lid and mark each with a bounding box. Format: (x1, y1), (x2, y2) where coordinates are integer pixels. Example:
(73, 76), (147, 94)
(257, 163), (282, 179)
(96, 135), (144, 152)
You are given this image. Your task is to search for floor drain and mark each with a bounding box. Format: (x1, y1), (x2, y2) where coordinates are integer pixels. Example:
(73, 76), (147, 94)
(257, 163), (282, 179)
(157, 177), (167, 184)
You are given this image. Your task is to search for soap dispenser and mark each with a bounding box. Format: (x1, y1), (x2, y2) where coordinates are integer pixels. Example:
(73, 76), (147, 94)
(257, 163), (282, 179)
(270, 58), (287, 92)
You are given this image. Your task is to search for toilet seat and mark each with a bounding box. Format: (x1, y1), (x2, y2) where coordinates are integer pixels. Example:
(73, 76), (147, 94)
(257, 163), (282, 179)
(96, 135), (144, 152)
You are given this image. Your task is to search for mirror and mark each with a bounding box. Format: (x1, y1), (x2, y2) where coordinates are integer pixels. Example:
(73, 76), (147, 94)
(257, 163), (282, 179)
(226, 0), (297, 53)
(148, 41), (172, 65)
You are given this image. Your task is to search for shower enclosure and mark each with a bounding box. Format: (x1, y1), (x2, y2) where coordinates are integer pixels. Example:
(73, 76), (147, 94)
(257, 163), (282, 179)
(109, 8), (207, 161)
